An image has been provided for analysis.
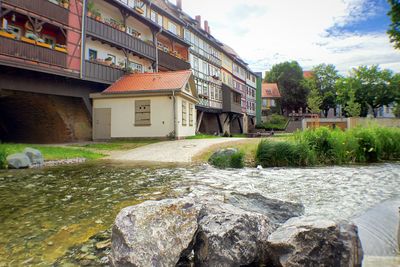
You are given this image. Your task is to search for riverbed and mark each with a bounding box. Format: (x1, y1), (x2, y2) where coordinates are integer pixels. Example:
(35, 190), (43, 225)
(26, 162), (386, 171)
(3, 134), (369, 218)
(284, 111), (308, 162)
(0, 162), (399, 265)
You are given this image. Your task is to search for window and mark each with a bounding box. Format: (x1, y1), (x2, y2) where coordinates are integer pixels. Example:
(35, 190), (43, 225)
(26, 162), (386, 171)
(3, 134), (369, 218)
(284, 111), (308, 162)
(107, 54), (116, 64)
(233, 92), (241, 104)
(135, 100), (151, 126)
(128, 61), (143, 73)
(168, 21), (177, 35)
(150, 10), (157, 23)
(189, 103), (194, 126)
(89, 49), (97, 60)
(157, 14), (163, 27)
(182, 101), (187, 126)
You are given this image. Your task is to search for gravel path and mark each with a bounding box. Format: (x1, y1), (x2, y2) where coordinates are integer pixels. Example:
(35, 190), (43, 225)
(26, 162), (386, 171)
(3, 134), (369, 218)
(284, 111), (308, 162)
(108, 138), (245, 163)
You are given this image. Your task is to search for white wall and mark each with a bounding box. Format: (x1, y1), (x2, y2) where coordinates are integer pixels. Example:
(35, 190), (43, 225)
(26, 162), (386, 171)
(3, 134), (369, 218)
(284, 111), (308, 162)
(93, 95), (196, 138)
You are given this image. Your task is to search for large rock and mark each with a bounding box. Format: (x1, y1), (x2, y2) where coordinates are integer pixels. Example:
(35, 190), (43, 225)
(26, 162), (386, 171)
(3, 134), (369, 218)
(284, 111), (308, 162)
(227, 193), (305, 224)
(194, 202), (274, 266)
(110, 198), (200, 267)
(267, 216), (363, 267)
(24, 147), (44, 165)
(6, 153), (31, 169)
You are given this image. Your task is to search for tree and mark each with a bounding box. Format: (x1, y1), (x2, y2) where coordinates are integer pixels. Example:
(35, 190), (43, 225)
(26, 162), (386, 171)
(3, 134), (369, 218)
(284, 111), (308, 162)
(311, 64), (340, 117)
(345, 89), (361, 117)
(336, 66), (397, 117)
(388, 0), (400, 49)
(304, 78), (322, 114)
(265, 61), (308, 114)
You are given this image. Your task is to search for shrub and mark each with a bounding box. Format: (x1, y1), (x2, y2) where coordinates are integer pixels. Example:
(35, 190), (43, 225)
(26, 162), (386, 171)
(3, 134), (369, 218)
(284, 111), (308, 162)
(258, 114), (288, 131)
(0, 147), (8, 169)
(350, 128), (382, 163)
(256, 140), (316, 167)
(374, 127), (400, 160)
(209, 149), (244, 169)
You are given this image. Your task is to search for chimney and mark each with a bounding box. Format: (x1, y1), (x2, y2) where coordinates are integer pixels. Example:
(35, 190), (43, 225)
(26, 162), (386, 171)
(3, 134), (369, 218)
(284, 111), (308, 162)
(176, 0), (182, 10)
(195, 15), (201, 28)
(204, 20), (209, 33)
(207, 25), (211, 34)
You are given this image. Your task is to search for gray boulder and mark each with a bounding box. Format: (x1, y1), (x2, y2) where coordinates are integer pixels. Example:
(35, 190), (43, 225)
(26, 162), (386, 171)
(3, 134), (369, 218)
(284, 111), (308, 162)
(7, 153), (31, 169)
(227, 193), (305, 224)
(194, 202), (274, 266)
(209, 148), (238, 160)
(267, 216), (363, 267)
(24, 147), (44, 165)
(110, 198), (200, 267)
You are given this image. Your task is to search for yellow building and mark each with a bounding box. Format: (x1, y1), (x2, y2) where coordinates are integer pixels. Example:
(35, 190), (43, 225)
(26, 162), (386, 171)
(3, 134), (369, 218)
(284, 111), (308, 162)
(91, 70), (198, 139)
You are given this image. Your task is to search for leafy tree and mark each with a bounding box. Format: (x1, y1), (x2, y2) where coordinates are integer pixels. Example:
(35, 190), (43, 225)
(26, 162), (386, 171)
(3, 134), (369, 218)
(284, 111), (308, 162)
(265, 61), (308, 114)
(388, 0), (400, 49)
(336, 66), (397, 117)
(304, 78), (322, 114)
(311, 64), (340, 117)
(345, 89), (361, 117)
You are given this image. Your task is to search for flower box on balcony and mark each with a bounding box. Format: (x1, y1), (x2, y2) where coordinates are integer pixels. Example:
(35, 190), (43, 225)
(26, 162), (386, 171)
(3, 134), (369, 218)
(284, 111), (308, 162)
(134, 7), (144, 14)
(55, 47), (68, 53)
(36, 41), (52, 49)
(21, 36), (36, 45)
(0, 30), (16, 39)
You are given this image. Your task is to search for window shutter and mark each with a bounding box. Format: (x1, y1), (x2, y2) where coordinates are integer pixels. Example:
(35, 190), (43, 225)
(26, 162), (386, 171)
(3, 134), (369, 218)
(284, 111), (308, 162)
(135, 100), (151, 126)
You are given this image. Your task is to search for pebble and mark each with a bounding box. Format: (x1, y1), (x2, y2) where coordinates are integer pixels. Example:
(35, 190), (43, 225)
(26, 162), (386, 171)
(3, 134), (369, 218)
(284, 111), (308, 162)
(95, 240), (111, 250)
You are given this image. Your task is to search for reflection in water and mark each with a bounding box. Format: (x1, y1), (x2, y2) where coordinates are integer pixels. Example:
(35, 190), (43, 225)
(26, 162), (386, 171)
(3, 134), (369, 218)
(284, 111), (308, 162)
(0, 162), (399, 265)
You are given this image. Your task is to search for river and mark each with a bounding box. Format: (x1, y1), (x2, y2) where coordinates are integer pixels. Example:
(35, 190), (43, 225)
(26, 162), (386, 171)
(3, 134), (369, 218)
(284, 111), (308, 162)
(0, 162), (399, 266)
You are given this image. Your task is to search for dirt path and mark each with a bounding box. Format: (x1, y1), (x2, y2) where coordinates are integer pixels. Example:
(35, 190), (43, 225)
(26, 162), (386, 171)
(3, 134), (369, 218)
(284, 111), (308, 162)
(107, 138), (245, 163)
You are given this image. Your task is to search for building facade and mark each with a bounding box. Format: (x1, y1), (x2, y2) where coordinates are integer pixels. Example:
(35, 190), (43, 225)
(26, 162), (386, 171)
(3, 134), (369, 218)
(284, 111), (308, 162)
(0, 0), (261, 142)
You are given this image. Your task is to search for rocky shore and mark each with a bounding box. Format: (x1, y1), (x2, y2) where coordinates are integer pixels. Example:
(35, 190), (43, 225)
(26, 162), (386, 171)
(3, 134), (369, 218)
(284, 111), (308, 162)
(110, 193), (363, 267)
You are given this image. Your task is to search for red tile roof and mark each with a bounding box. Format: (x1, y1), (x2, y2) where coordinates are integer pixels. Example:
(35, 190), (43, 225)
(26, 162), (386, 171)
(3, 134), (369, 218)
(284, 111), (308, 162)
(303, 71), (314, 79)
(262, 83), (281, 98)
(103, 70), (192, 94)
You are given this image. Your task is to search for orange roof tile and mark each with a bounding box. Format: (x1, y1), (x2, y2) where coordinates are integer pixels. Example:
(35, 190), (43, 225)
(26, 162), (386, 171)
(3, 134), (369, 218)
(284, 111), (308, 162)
(262, 83), (281, 98)
(303, 71), (314, 79)
(103, 70), (192, 94)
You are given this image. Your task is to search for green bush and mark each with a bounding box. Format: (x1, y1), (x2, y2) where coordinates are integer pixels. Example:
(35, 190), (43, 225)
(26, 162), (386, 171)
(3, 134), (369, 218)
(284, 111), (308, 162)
(0, 147), (8, 169)
(259, 126), (400, 167)
(209, 150), (244, 169)
(256, 140), (316, 167)
(258, 114), (288, 131)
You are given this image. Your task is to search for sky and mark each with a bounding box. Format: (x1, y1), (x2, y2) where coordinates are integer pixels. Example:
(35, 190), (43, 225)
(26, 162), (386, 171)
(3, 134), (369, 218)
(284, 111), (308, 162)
(180, 0), (400, 75)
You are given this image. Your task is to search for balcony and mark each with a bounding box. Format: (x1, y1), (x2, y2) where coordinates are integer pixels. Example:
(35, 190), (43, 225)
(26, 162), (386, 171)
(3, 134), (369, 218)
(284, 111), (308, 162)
(3, 0), (69, 25)
(84, 60), (125, 84)
(86, 17), (156, 61)
(0, 35), (67, 68)
(158, 49), (191, 71)
(222, 84), (242, 114)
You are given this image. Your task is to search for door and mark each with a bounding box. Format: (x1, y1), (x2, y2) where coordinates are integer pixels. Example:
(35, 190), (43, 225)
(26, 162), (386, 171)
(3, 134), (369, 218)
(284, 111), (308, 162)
(93, 108), (111, 140)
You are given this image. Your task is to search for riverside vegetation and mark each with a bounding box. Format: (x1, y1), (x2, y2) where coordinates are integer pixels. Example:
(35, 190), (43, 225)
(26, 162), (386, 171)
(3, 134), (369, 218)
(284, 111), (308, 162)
(256, 126), (400, 167)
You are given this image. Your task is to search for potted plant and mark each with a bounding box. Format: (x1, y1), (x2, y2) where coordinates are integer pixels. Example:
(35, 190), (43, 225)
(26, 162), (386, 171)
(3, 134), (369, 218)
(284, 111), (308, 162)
(118, 60), (125, 69)
(61, 0), (69, 9)
(36, 38), (52, 49)
(0, 28), (16, 39)
(104, 57), (113, 66)
(87, 1), (95, 17)
(55, 44), (67, 53)
(21, 34), (37, 44)
(123, 66), (134, 74)
(94, 10), (102, 21)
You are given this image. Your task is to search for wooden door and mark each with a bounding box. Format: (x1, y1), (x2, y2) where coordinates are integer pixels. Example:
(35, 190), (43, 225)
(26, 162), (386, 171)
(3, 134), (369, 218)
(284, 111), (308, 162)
(93, 108), (111, 140)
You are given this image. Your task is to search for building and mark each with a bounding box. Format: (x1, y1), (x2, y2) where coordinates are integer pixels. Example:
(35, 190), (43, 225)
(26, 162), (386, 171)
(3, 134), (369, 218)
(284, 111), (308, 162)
(91, 70), (197, 139)
(261, 83), (281, 119)
(0, 0), (260, 142)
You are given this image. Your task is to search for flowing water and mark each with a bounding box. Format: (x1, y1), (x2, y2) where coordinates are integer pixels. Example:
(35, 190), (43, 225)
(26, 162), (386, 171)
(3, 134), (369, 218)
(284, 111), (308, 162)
(0, 161), (399, 266)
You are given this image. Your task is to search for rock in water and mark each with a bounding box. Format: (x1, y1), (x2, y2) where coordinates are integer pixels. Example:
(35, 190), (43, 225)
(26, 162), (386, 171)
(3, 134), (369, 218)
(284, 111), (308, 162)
(227, 193), (305, 224)
(110, 198), (200, 267)
(24, 147), (44, 165)
(6, 153), (31, 169)
(194, 202), (274, 266)
(267, 216), (363, 267)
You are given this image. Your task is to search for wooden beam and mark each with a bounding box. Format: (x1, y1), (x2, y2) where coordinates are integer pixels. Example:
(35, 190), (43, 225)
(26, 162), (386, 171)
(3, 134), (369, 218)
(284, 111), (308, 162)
(60, 27), (67, 38)
(196, 111), (204, 133)
(1, 7), (12, 19)
(238, 116), (243, 134)
(216, 113), (223, 134)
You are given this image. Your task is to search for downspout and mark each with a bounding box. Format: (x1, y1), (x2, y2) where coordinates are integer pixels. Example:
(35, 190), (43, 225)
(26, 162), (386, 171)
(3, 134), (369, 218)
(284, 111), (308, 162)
(149, 0), (162, 72)
(172, 90), (177, 139)
(80, 0), (87, 79)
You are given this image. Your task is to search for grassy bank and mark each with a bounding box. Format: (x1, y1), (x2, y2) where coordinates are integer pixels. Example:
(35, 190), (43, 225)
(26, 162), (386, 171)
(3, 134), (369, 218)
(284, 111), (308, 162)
(72, 139), (159, 151)
(256, 127), (400, 167)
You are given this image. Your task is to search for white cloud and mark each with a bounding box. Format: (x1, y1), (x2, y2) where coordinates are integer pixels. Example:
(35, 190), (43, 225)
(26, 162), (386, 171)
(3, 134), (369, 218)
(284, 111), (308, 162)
(179, 0), (400, 74)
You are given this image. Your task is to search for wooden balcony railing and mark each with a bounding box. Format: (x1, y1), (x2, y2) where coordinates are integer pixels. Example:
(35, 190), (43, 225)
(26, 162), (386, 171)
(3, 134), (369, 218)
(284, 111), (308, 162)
(3, 0), (69, 25)
(84, 60), (125, 84)
(0, 36), (67, 68)
(158, 50), (191, 71)
(86, 17), (156, 60)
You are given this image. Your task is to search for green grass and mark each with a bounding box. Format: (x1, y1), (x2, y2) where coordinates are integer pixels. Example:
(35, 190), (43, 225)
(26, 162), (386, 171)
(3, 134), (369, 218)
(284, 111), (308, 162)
(0, 144), (104, 162)
(208, 149), (245, 169)
(73, 140), (159, 151)
(0, 146), (7, 169)
(186, 134), (222, 139)
(255, 126), (400, 168)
